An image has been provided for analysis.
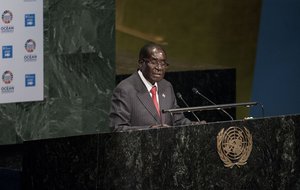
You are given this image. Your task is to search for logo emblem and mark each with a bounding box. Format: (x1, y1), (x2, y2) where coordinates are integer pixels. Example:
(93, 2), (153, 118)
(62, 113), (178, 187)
(25, 74), (36, 87)
(2, 45), (13, 59)
(2, 10), (13, 24)
(2, 70), (13, 84)
(217, 126), (252, 168)
(25, 39), (36, 53)
(25, 14), (35, 27)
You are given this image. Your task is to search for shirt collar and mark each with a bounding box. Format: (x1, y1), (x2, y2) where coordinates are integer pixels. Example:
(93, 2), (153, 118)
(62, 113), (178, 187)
(138, 70), (158, 92)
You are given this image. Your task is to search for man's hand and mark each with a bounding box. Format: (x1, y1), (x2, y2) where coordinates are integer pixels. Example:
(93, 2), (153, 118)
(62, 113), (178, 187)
(191, 120), (207, 125)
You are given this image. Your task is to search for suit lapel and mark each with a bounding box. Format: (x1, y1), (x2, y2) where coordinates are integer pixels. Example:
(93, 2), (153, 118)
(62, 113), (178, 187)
(137, 92), (160, 122)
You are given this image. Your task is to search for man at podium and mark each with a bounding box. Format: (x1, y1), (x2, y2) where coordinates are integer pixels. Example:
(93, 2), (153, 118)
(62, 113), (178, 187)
(109, 43), (191, 131)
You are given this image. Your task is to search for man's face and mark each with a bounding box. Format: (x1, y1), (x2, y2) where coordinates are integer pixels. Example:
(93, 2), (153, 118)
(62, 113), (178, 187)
(139, 47), (168, 84)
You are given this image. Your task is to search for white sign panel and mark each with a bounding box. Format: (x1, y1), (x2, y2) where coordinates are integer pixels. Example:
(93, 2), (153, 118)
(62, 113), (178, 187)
(0, 0), (43, 104)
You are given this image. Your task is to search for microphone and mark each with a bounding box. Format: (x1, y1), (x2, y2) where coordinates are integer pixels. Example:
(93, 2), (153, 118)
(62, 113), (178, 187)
(176, 92), (201, 123)
(192, 88), (234, 121)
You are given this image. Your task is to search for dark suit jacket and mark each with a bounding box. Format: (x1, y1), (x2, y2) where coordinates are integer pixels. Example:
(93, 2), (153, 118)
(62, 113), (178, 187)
(109, 71), (191, 131)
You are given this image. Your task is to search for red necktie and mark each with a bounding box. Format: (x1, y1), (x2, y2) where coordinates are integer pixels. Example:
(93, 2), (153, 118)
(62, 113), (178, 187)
(150, 86), (160, 116)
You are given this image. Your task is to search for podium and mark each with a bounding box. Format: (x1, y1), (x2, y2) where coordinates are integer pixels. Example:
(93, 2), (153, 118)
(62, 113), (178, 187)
(22, 114), (300, 189)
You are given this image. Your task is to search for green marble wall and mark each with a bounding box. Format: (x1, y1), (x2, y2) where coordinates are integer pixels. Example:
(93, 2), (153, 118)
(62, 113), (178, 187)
(0, 0), (115, 145)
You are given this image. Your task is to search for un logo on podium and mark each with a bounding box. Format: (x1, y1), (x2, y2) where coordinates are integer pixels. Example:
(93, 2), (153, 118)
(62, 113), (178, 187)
(217, 126), (252, 168)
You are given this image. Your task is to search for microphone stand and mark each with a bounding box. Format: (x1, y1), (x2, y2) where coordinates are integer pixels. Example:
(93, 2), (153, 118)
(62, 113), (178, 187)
(176, 92), (201, 123)
(192, 88), (234, 120)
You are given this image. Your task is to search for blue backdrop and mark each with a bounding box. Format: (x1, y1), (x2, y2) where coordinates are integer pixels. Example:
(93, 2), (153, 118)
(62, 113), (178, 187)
(251, 0), (300, 117)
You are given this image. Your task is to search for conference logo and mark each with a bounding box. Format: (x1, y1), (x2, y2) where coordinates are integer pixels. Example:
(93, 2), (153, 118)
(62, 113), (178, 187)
(1, 68), (14, 94)
(2, 70), (13, 84)
(1, 10), (13, 24)
(25, 39), (36, 52)
(2, 45), (13, 59)
(24, 39), (37, 62)
(25, 14), (35, 27)
(25, 74), (36, 87)
(1, 10), (14, 33)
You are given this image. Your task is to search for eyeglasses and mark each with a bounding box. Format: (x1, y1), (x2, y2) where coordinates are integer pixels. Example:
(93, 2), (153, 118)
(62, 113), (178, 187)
(143, 58), (169, 68)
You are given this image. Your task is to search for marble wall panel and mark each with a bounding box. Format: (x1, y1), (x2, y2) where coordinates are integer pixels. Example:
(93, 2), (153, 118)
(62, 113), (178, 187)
(0, 0), (115, 145)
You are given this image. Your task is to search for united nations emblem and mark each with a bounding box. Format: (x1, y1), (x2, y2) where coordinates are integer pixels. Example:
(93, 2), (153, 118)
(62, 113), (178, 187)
(217, 126), (252, 168)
